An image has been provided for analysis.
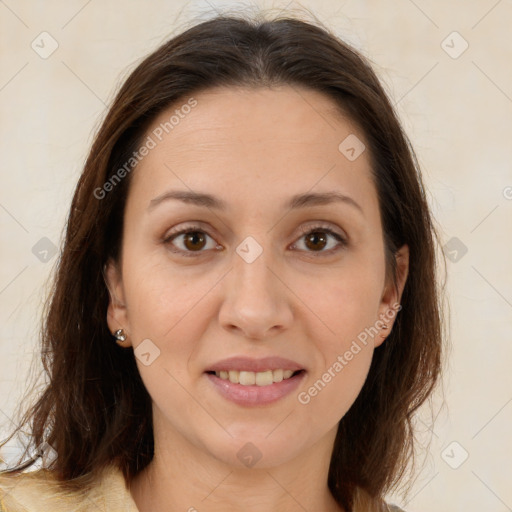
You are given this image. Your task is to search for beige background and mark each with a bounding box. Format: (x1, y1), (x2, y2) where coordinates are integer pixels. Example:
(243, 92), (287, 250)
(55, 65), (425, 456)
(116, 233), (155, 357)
(1, 1), (511, 510)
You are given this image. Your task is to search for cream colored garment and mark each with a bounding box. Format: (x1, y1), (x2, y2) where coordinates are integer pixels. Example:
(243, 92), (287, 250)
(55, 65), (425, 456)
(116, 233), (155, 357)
(0, 464), (406, 512)
(0, 464), (138, 512)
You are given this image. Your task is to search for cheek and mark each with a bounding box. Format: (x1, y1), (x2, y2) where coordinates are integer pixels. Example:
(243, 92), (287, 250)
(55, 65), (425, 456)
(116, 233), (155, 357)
(122, 260), (213, 416)
(296, 291), (376, 429)
(121, 253), (230, 392)
(290, 253), (383, 413)
(293, 254), (384, 345)
(298, 343), (373, 426)
(122, 250), (213, 337)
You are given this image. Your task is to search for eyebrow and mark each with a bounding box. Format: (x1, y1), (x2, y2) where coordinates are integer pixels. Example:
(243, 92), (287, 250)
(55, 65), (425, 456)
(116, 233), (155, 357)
(148, 190), (364, 215)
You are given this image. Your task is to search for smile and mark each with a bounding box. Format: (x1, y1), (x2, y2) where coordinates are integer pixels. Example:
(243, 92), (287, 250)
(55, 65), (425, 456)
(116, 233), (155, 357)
(212, 369), (300, 386)
(205, 370), (306, 406)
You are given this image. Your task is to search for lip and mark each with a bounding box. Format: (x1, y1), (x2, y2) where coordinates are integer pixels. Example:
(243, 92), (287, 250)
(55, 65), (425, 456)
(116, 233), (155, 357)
(205, 356), (305, 373)
(205, 370), (306, 406)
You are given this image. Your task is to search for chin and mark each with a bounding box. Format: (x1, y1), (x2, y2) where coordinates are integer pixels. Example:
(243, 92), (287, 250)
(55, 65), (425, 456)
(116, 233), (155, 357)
(200, 429), (308, 470)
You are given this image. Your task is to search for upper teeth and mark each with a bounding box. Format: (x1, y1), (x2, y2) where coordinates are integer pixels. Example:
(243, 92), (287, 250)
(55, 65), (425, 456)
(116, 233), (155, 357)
(214, 369), (296, 386)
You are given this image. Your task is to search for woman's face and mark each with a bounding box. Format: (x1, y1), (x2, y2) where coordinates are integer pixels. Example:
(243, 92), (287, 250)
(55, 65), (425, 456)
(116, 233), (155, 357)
(106, 85), (408, 469)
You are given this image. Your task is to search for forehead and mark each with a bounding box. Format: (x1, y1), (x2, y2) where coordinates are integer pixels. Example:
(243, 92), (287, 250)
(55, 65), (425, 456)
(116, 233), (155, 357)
(147, 84), (360, 150)
(129, 85), (376, 215)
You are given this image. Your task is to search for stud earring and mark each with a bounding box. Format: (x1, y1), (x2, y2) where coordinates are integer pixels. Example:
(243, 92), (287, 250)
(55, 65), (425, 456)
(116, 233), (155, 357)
(113, 329), (127, 345)
(379, 324), (389, 339)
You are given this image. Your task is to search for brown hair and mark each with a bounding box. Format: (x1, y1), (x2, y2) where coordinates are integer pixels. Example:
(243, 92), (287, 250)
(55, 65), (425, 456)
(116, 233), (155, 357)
(0, 9), (447, 511)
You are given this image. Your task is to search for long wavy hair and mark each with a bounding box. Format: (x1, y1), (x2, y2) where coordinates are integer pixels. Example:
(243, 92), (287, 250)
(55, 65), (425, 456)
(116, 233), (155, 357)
(0, 9), (447, 511)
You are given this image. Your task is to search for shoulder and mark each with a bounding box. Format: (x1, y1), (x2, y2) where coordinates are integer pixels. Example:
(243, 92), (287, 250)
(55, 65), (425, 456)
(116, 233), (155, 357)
(0, 464), (139, 512)
(352, 486), (408, 512)
(0, 468), (57, 512)
(386, 504), (407, 512)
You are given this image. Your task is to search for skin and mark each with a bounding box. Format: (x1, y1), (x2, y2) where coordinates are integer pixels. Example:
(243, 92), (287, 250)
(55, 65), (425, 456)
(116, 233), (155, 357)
(105, 85), (409, 512)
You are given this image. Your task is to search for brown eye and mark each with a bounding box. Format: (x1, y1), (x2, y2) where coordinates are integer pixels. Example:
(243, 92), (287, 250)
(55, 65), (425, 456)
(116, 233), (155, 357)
(164, 227), (219, 256)
(182, 231), (207, 251)
(163, 223), (346, 258)
(293, 225), (347, 255)
(304, 231), (329, 251)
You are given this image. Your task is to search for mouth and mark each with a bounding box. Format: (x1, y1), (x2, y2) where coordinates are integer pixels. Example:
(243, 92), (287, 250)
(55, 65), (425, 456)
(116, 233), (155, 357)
(206, 369), (305, 386)
(204, 368), (306, 406)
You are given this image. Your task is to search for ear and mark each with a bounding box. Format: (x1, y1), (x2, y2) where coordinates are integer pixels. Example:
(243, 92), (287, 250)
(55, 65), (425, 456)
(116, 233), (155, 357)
(103, 258), (132, 347)
(374, 244), (409, 348)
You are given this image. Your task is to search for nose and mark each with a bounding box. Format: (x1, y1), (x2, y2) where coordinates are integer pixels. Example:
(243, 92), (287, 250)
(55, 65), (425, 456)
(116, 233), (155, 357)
(218, 245), (293, 340)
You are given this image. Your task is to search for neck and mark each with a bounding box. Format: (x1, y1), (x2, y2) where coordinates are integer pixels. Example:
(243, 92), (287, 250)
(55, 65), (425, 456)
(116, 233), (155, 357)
(129, 414), (344, 512)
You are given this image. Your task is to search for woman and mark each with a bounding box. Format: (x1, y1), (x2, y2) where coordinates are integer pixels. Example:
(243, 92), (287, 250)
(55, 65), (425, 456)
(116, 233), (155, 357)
(0, 10), (445, 512)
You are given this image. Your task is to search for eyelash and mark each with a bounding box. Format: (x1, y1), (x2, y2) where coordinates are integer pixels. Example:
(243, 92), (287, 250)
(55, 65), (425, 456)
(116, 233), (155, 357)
(162, 223), (347, 258)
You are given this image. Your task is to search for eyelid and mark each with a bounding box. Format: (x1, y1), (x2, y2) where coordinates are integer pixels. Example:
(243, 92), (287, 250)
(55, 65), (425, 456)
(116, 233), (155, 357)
(295, 222), (347, 242)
